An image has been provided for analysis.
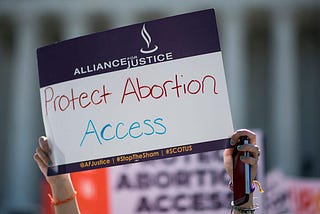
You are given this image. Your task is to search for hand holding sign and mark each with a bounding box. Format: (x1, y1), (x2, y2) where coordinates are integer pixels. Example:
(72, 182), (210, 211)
(33, 137), (81, 213)
(224, 129), (259, 182)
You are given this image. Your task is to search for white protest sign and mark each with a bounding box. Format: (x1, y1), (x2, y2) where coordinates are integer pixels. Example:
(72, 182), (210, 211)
(37, 9), (234, 175)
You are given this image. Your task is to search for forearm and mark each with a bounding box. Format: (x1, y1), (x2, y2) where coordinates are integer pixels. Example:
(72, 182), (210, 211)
(49, 175), (80, 214)
(34, 137), (80, 214)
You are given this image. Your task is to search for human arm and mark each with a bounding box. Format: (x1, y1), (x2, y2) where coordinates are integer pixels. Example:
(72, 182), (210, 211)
(34, 136), (80, 214)
(224, 129), (260, 213)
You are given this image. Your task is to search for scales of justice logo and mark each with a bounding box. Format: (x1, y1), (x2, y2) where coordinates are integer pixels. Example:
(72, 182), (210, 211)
(140, 24), (159, 54)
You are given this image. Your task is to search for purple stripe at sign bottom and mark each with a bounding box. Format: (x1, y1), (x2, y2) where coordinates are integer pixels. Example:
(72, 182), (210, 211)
(47, 138), (231, 176)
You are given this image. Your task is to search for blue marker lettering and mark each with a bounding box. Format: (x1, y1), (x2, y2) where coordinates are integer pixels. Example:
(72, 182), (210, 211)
(154, 117), (167, 135)
(115, 122), (128, 139)
(129, 121), (143, 138)
(80, 119), (102, 146)
(100, 123), (115, 141)
(143, 119), (155, 135)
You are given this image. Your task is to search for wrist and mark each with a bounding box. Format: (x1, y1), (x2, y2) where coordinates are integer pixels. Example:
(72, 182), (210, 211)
(238, 193), (253, 209)
(47, 173), (80, 213)
(49, 190), (77, 206)
(232, 194), (255, 214)
(48, 174), (72, 188)
(49, 174), (76, 200)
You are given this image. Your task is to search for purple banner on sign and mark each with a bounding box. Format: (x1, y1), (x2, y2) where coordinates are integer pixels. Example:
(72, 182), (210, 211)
(47, 138), (231, 176)
(37, 9), (220, 87)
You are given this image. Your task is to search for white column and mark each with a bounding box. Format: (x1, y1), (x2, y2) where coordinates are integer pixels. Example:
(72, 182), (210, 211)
(220, 8), (249, 129)
(4, 14), (42, 212)
(270, 9), (299, 175)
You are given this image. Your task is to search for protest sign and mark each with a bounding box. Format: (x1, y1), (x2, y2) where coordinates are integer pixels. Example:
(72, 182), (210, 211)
(37, 9), (234, 175)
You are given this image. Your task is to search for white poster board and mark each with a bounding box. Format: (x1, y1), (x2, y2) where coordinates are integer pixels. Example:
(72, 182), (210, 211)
(37, 9), (234, 175)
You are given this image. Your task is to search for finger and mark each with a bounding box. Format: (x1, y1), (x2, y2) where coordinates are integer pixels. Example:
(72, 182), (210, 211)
(34, 153), (49, 176)
(36, 147), (51, 166)
(240, 156), (258, 166)
(231, 129), (256, 145)
(34, 153), (47, 169)
(39, 136), (51, 155)
(223, 148), (234, 179)
(252, 145), (261, 159)
(232, 129), (256, 144)
(224, 147), (234, 156)
(237, 144), (260, 159)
